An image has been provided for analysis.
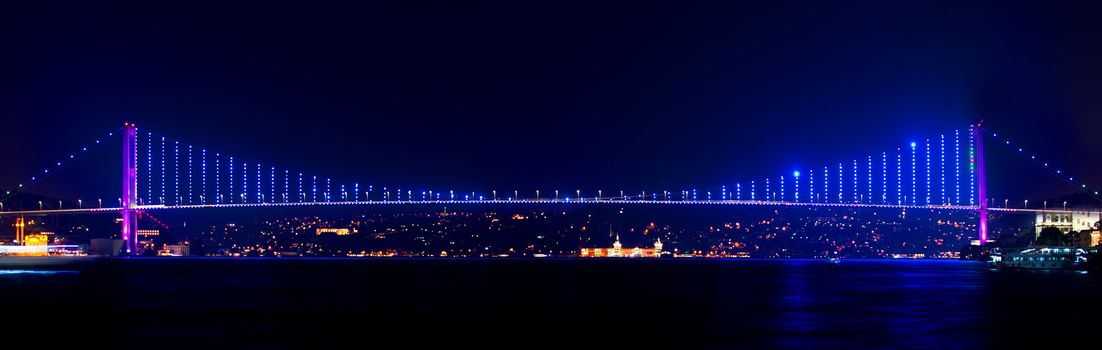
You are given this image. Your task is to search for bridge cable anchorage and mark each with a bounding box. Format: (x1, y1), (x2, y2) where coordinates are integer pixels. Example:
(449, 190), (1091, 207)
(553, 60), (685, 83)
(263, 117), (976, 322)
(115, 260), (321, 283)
(982, 127), (1102, 204)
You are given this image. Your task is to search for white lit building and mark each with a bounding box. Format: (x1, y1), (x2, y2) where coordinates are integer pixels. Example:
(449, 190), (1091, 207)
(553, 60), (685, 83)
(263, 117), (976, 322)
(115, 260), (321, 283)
(1035, 211), (1101, 236)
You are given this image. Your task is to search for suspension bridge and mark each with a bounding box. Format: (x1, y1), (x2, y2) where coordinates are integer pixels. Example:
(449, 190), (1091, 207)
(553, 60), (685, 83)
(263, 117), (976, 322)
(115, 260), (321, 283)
(1, 122), (1098, 254)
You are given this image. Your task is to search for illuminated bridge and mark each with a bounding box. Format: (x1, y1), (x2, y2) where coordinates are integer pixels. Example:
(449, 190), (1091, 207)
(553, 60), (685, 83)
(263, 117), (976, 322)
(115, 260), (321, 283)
(1, 122), (1097, 254)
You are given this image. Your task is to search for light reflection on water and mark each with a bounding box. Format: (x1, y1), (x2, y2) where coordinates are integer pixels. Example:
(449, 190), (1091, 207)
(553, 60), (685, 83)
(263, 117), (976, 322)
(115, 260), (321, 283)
(0, 269), (79, 275)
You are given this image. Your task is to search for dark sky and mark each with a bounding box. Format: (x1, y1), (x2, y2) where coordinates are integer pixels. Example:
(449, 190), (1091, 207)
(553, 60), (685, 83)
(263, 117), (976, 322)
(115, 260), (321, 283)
(2, 1), (1100, 203)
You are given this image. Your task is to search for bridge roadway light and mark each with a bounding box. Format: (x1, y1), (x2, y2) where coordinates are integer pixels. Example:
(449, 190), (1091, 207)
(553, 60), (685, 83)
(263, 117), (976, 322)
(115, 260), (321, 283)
(493, 190), (497, 201)
(38, 201), (43, 210)
(78, 199), (82, 209)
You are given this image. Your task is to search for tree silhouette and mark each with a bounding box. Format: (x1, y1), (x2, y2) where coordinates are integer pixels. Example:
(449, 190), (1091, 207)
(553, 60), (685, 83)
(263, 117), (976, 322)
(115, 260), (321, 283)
(1037, 226), (1065, 246)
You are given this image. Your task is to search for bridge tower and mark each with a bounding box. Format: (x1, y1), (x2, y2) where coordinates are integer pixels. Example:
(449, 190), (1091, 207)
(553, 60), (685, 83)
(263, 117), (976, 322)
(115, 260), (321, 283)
(121, 122), (138, 254)
(974, 122), (988, 245)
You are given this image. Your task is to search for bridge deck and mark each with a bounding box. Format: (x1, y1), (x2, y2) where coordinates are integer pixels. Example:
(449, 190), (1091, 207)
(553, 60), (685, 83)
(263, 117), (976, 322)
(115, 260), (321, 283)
(0, 199), (1078, 216)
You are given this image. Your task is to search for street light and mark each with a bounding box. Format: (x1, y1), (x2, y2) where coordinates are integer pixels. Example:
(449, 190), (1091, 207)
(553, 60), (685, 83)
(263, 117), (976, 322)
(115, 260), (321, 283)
(98, 199), (103, 208)
(38, 201), (43, 210)
(78, 199), (82, 209)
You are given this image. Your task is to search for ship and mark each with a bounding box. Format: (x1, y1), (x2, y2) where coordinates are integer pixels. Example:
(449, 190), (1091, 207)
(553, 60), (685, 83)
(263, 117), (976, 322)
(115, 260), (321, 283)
(990, 246), (1101, 271)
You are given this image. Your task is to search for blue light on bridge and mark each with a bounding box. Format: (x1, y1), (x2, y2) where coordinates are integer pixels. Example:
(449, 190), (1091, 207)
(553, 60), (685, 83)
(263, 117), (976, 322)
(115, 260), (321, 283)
(188, 145), (193, 204)
(243, 162), (249, 204)
(147, 133), (153, 204)
(174, 141), (179, 205)
(764, 179), (769, 201)
(793, 171), (799, 202)
(779, 177), (784, 202)
(229, 157), (235, 203)
(215, 154), (221, 204)
(837, 163), (843, 203)
(867, 156), (873, 203)
(955, 130), (960, 205)
(809, 169), (814, 202)
(910, 142), (916, 205)
(940, 135), (945, 205)
(853, 159), (858, 202)
(896, 149), (902, 205)
(926, 139), (931, 205)
(160, 136), (165, 204)
(201, 149), (207, 204)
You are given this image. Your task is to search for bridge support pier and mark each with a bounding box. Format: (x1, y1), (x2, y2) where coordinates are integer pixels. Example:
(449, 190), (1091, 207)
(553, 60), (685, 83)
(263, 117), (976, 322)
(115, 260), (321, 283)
(974, 122), (988, 245)
(121, 122), (138, 254)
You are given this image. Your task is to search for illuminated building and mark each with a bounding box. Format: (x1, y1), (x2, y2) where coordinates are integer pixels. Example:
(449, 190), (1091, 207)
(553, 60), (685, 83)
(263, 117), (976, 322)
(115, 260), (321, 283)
(158, 244), (191, 257)
(1035, 211), (1102, 235)
(21, 234), (49, 256)
(1075, 230), (1101, 248)
(137, 229), (160, 237)
(316, 228), (354, 236)
(578, 236), (663, 258)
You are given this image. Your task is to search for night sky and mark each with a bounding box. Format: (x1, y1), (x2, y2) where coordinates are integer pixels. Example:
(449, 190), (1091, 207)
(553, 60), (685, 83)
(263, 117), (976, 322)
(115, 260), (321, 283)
(2, 1), (1101, 202)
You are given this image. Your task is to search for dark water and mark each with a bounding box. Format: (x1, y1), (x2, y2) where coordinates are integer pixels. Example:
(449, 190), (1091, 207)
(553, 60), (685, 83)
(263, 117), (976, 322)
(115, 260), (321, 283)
(2, 258), (1100, 349)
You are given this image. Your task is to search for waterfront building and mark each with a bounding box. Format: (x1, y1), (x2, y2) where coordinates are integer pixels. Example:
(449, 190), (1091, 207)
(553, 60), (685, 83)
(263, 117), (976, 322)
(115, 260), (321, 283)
(579, 236), (663, 257)
(1035, 211), (1101, 235)
(158, 244), (191, 256)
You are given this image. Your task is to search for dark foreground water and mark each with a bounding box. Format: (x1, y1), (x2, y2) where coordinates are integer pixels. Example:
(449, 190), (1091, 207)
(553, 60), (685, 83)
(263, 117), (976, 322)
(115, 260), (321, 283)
(1, 258), (1100, 349)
